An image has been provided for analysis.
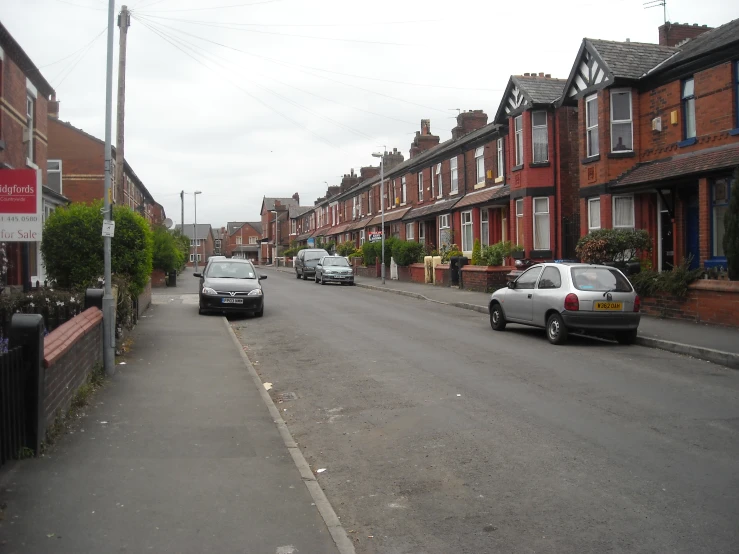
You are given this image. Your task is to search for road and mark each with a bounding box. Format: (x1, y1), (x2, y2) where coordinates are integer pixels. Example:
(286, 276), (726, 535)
(230, 268), (739, 554)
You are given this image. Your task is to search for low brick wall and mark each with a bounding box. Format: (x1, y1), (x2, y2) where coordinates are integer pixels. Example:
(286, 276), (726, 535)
(461, 265), (515, 293)
(43, 308), (103, 428)
(137, 279), (152, 318)
(641, 279), (739, 327)
(434, 264), (450, 286)
(151, 269), (167, 288)
(397, 266), (412, 282)
(409, 263), (425, 283)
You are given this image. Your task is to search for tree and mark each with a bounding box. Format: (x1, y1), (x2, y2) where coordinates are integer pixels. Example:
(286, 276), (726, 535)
(723, 168), (739, 280)
(111, 205), (154, 296)
(152, 226), (184, 274)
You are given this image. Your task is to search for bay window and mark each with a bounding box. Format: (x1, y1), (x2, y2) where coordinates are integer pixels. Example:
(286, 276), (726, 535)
(712, 177), (731, 257)
(481, 209), (489, 247)
(515, 199), (525, 246)
(514, 115), (523, 166)
(406, 222), (415, 240)
(586, 94), (599, 157)
(588, 198), (601, 232)
(531, 111), (548, 163)
(533, 197), (550, 250)
(612, 195), (635, 229)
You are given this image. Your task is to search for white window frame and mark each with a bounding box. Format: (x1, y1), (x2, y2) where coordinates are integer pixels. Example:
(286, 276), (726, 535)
(612, 195), (635, 229)
(189, 253), (202, 263)
(47, 159), (62, 194)
(496, 138), (504, 179)
(435, 163), (442, 198)
(586, 94), (599, 157)
(360, 229), (366, 245)
(588, 198), (601, 232)
(439, 213), (451, 246)
(531, 110), (548, 163)
(461, 210), (473, 252)
(418, 172), (424, 203)
(610, 89), (633, 153)
(533, 197), (550, 251)
(401, 176), (407, 204)
(236, 236), (243, 245)
(368, 189), (373, 215)
(406, 222), (415, 240)
(26, 93), (35, 165)
(514, 115), (523, 166)
(515, 198), (524, 246)
(430, 168), (436, 198)
(481, 209), (489, 247)
(249, 235), (257, 244)
(450, 157), (459, 193)
(475, 147), (485, 184)
(419, 222), (426, 244)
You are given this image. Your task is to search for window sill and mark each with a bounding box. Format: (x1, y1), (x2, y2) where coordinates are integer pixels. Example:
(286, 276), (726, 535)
(607, 151), (635, 159)
(582, 155), (600, 165)
(678, 137), (697, 148)
(474, 183), (486, 190)
(26, 159), (38, 170)
(729, 128), (739, 136)
(494, 176), (504, 184)
(512, 164), (524, 173)
(450, 190), (459, 195)
(529, 161), (550, 168)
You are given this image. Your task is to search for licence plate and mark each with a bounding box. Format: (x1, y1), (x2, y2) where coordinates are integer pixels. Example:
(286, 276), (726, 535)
(221, 298), (243, 304)
(595, 301), (622, 311)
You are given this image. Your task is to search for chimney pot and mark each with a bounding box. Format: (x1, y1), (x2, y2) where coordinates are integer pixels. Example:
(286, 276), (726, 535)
(545, 73), (551, 78)
(539, 72), (544, 77)
(524, 72), (529, 76)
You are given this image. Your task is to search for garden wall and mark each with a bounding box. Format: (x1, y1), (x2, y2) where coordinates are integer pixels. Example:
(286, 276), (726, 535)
(460, 266), (515, 292)
(640, 280), (739, 327)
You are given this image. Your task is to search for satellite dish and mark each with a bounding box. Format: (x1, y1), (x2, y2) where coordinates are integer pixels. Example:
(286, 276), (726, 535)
(163, 218), (174, 229)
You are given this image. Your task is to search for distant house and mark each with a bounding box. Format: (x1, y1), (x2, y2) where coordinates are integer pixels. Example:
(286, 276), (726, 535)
(175, 223), (214, 267)
(261, 195), (299, 261)
(225, 221), (263, 263)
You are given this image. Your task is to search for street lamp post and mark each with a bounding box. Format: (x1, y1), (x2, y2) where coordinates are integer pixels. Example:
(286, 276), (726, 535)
(194, 190), (202, 271)
(372, 151), (386, 284)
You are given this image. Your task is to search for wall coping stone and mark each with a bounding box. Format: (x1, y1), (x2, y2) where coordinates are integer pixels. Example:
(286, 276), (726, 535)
(44, 308), (103, 368)
(689, 280), (739, 293)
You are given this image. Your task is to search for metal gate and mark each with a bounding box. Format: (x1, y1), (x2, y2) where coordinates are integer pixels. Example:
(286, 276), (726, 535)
(0, 346), (29, 467)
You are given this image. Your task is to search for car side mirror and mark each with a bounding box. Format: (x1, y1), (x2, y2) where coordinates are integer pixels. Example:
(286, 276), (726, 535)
(508, 281), (516, 289)
(259, 275), (267, 280)
(193, 273), (202, 278)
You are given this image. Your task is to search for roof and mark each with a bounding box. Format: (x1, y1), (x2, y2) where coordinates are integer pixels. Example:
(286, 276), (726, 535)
(453, 185), (510, 209)
(226, 221), (246, 235)
(232, 245), (260, 252)
(289, 205), (312, 219)
(653, 18), (739, 74)
(175, 223), (212, 240)
(588, 39), (677, 80)
(327, 222), (352, 236)
(211, 228), (220, 240)
(42, 185), (70, 205)
(403, 197), (461, 221)
(347, 215), (374, 231)
(514, 75), (567, 104)
(0, 21), (55, 98)
(262, 197), (298, 213)
(367, 207), (411, 227)
(612, 143), (739, 188)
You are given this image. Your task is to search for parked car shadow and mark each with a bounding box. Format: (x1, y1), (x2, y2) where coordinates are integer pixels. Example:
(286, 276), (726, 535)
(501, 324), (622, 347)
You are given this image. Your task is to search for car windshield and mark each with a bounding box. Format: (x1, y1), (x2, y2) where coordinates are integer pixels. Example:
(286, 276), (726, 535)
(305, 252), (326, 261)
(322, 257), (349, 267)
(207, 262), (256, 279)
(571, 267), (632, 292)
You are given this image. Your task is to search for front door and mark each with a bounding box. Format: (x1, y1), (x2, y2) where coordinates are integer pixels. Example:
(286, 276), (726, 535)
(685, 194), (700, 269)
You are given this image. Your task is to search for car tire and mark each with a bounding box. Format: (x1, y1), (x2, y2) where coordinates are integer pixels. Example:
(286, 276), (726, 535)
(296, 270), (301, 279)
(302, 271), (307, 280)
(320, 275), (325, 285)
(254, 306), (264, 318)
(546, 313), (569, 345)
(616, 329), (637, 345)
(198, 305), (206, 316)
(489, 303), (506, 331)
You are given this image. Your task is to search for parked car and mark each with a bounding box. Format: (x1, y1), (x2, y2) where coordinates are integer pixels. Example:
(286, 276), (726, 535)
(198, 255), (227, 287)
(294, 248), (329, 280)
(488, 263), (641, 345)
(194, 258), (266, 317)
(314, 255), (355, 285)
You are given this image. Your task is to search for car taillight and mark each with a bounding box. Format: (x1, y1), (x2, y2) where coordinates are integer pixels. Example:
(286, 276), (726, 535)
(564, 293), (579, 311)
(634, 295), (641, 312)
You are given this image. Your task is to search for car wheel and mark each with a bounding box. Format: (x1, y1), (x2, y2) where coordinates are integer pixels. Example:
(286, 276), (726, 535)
(296, 270), (301, 279)
(198, 305), (206, 315)
(489, 303), (506, 331)
(546, 313), (569, 345)
(254, 306), (264, 318)
(302, 272), (307, 280)
(314, 273), (319, 283)
(616, 329), (637, 345)
(320, 275), (325, 285)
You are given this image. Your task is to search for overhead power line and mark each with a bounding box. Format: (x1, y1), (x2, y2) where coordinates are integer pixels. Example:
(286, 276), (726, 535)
(136, 0), (284, 13)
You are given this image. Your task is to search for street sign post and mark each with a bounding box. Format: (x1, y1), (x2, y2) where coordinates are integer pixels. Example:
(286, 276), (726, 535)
(368, 231), (383, 243)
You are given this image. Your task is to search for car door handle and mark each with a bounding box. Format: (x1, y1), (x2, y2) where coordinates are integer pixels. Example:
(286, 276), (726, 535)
(527, 294), (532, 299)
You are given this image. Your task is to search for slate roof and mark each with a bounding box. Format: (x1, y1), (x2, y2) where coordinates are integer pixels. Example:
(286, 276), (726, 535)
(453, 185), (510, 209)
(588, 40), (677, 80)
(612, 143), (739, 188)
(263, 197), (298, 212)
(368, 207), (411, 227)
(513, 75), (567, 104)
(347, 216), (374, 231)
(248, 221), (263, 235)
(226, 221), (246, 235)
(403, 197), (461, 221)
(175, 223), (212, 240)
(654, 18), (739, 74)
(289, 205), (312, 219)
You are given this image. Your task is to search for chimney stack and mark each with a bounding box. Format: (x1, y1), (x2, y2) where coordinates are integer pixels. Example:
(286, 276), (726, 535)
(451, 109), (488, 140)
(292, 192), (300, 204)
(658, 21), (712, 46)
(48, 93), (60, 119)
(409, 121), (440, 158)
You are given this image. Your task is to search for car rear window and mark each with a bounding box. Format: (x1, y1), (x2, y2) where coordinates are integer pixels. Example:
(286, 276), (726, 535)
(305, 250), (328, 261)
(571, 267), (632, 292)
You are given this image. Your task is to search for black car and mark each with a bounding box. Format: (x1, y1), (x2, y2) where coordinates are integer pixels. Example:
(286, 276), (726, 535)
(194, 259), (266, 317)
(294, 248), (330, 280)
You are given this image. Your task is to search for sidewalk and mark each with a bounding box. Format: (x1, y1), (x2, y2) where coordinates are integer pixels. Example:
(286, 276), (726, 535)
(0, 272), (347, 553)
(267, 265), (739, 370)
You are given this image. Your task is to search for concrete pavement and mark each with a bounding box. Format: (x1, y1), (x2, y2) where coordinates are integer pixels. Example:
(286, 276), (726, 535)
(0, 271), (346, 554)
(267, 264), (739, 370)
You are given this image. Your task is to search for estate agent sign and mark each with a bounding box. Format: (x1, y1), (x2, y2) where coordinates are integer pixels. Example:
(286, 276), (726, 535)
(0, 169), (42, 241)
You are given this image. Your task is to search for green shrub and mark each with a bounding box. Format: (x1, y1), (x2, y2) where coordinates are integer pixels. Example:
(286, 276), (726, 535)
(629, 256), (703, 297)
(471, 239), (482, 265)
(337, 241), (357, 257)
(111, 206), (153, 296)
(440, 243), (462, 263)
(362, 241), (379, 265)
(152, 226), (184, 273)
(391, 240), (425, 266)
(282, 247), (299, 257)
(576, 229), (651, 264)
(481, 244), (504, 266)
(723, 169), (739, 280)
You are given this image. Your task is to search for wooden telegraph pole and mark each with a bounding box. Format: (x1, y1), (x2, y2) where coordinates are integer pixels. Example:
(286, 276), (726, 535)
(114, 5), (130, 201)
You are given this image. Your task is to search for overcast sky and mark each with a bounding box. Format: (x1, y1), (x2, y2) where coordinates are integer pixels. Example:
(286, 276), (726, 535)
(5, 0), (739, 228)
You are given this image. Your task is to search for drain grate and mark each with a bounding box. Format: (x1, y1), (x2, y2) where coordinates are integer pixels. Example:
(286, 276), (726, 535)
(276, 392), (298, 402)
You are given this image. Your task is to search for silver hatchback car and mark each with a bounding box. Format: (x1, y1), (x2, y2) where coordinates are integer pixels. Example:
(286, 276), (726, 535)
(489, 263), (641, 345)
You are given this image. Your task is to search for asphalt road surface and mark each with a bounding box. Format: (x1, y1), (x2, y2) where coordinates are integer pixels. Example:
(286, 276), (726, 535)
(228, 269), (739, 554)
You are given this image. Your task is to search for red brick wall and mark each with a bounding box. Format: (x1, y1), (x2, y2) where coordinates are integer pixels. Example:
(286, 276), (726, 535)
(434, 263), (450, 286)
(409, 263), (425, 283)
(226, 223), (261, 257)
(47, 118), (105, 203)
(640, 280), (739, 327)
(151, 269), (166, 287)
(42, 308), (103, 428)
(138, 279), (152, 316)
(461, 265), (514, 292)
(658, 23), (712, 47)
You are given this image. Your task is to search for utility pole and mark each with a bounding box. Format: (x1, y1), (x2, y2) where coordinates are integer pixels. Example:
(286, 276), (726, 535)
(102, 0), (115, 376)
(114, 5), (130, 199)
(180, 190), (184, 231)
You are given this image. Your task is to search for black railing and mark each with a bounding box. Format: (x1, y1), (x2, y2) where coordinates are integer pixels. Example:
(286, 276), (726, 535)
(0, 346), (29, 467)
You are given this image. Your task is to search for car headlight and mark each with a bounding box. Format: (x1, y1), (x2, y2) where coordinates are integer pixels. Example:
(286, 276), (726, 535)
(202, 286), (217, 295)
(247, 289), (263, 296)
